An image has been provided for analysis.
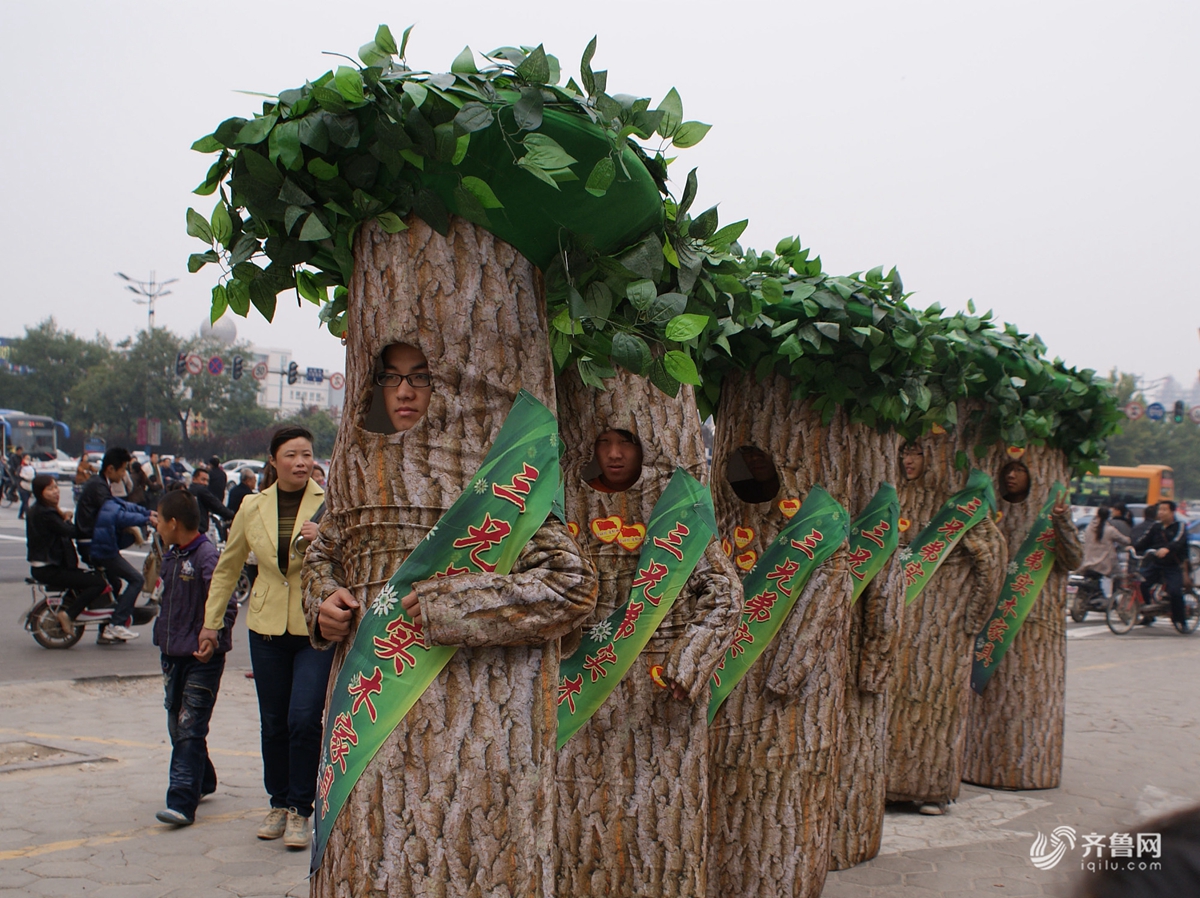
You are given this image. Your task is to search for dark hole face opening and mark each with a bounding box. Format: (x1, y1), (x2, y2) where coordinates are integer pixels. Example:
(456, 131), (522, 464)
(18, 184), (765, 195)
(726, 445), (781, 504)
(998, 461), (1031, 504)
(585, 429), (643, 493)
(363, 342), (433, 435)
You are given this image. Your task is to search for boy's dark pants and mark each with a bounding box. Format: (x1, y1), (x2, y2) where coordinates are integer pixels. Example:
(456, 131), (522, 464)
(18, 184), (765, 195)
(162, 652), (226, 818)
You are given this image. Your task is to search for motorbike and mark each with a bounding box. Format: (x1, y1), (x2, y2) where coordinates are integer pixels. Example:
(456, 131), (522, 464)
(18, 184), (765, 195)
(1068, 569), (1110, 622)
(23, 576), (159, 649)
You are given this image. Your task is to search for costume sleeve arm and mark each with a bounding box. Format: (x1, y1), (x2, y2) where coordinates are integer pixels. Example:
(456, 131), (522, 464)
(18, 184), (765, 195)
(962, 516), (1008, 635)
(301, 513), (348, 650)
(856, 554), (906, 694)
(417, 519), (597, 648)
(1051, 509), (1084, 572)
(762, 561), (845, 698)
(663, 542), (744, 702)
(204, 509), (251, 630)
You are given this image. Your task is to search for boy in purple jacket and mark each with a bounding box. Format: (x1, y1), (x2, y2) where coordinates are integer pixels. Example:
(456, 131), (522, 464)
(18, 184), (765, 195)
(152, 490), (237, 826)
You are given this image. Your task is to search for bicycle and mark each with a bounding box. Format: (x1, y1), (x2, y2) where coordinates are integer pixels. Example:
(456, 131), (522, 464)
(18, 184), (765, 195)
(1106, 550), (1200, 635)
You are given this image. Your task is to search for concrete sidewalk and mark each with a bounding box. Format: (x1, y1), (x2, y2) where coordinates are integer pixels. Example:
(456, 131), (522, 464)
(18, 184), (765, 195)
(0, 622), (1198, 897)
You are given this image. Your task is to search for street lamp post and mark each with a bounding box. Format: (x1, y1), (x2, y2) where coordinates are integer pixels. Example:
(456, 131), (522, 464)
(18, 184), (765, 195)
(115, 271), (178, 331)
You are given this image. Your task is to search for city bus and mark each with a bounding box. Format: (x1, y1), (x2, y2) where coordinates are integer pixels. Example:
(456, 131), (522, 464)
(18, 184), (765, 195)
(0, 410), (67, 463)
(1070, 465), (1175, 510)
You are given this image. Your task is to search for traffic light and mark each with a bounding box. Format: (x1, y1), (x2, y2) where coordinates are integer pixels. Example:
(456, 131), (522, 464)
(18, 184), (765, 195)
(287, 361), (299, 384)
(232, 356), (244, 380)
(1174, 400), (1186, 423)
(175, 352), (187, 376)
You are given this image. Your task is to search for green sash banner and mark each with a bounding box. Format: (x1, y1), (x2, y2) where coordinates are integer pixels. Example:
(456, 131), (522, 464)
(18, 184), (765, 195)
(556, 468), (716, 749)
(707, 486), (850, 723)
(970, 483), (1064, 693)
(848, 483), (900, 604)
(312, 390), (561, 871)
(902, 469), (996, 606)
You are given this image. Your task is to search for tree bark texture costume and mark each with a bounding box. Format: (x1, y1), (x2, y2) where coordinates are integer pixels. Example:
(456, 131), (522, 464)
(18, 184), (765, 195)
(554, 369), (742, 898)
(707, 372), (854, 898)
(829, 424), (906, 870)
(886, 415), (1007, 806)
(962, 445), (1082, 789)
(302, 217), (598, 898)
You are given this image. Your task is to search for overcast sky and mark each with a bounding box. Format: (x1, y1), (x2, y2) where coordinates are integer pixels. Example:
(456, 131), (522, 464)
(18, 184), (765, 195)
(3, 0), (1197, 387)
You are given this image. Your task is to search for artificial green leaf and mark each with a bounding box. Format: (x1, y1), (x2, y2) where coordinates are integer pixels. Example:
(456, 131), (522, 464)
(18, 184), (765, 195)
(655, 87), (683, 137)
(760, 278), (784, 304)
(298, 115), (330, 153)
(815, 321), (841, 340)
(210, 284), (228, 322)
(249, 278), (278, 321)
(235, 115), (278, 146)
(709, 219), (748, 247)
(665, 313), (709, 342)
(690, 205), (719, 241)
(376, 211), (409, 233)
(299, 213), (332, 241)
(188, 251), (218, 273)
(334, 67), (366, 104)
(460, 176), (504, 208)
(451, 134), (470, 165)
(186, 207), (214, 245)
(584, 157), (616, 197)
(515, 44), (550, 84)
(551, 307), (583, 335)
(451, 46), (478, 74)
(358, 42), (390, 68)
(307, 158), (339, 180)
(402, 82), (428, 108)
(611, 332), (652, 375)
(522, 133), (577, 170)
(516, 157), (559, 189)
(284, 205), (308, 234)
(580, 36), (598, 96)
(278, 179), (314, 207)
(584, 282), (613, 322)
(451, 185), (491, 227)
(374, 24), (398, 56)
(514, 85), (544, 131)
(648, 292), (688, 323)
(672, 121), (711, 148)
(191, 134), (223, 153)
(226, 278), (251, 316)
(679, 168), (698, 218)
(241, 148), (284, 187)
(453, 102), (495, 133)
(647, 358), (681, 398)
(663, 350), (701, 385)
(626, 278), (657, 311)
(210, 202), (233, 248)
(412, 187), (450, 234)
(269, 120), (303, 170)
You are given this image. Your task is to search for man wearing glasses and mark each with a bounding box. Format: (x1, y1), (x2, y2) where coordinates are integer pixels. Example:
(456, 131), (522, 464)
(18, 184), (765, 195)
(375, 343), (433, 432)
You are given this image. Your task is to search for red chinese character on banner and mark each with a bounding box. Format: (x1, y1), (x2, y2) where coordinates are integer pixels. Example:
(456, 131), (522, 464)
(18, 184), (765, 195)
(975, 641), (996, 667)
(937, 518), (965, 538)
(328, 712), (359, 774)
(744, 590), (780, 623)
(1035, 527), (1057, 551)
(373, 616), (425, 675)
(435, 563), (471, 579)
(728, 622), (755, 658)
(452, 513), (513, 572)
(652, 522), (690, 561)
(998, 595), (1018, 618)
(766, 558), (801, 596)
(557, 674), (584, 714)
(583, 644), (619, 682)
(631, 559), (670, 605)
(790, 529), (824, 560)
(919, 539), (946, 564)
(859, 520), (890, 548)
(904, 560), (924, 587)
(491, 463), (540, 512)
(614, 600), (644, 641)
(348, 666), (384, 723)
(956, 497), (983, 516)
(986, 617), (1009, 643)
(1011, 571), (1036, 597)
(317, 763), (334, 817)
(1025, 549), (1046, 572)
(847, 546), (873, 580)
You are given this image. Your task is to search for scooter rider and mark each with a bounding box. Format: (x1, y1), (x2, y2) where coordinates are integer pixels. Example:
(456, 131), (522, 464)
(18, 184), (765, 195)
(1134, 500), (1189, 628)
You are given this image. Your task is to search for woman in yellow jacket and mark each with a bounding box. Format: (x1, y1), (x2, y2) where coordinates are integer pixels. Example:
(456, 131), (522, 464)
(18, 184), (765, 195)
(200, 426), (328, 850)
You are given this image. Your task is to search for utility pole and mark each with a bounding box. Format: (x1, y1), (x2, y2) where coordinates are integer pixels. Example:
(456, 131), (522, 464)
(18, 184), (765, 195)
(115, 270), (178, 331)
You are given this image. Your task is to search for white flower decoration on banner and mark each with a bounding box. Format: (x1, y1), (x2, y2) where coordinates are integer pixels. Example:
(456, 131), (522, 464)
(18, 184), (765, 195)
(1007, 561), (1020, 575)
(473, 479), (489, 495)
(588, 620), (614, 643)
(373, 582), (398, 617)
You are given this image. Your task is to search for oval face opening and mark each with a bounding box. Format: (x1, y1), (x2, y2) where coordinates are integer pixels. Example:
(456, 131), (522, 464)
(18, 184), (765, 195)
(900, 442), (925, 482)
(585, 429), (644, 493)
(726, 445), (781, 504)
(363, 342), (433, 434)
(998, 461), (1031, 504)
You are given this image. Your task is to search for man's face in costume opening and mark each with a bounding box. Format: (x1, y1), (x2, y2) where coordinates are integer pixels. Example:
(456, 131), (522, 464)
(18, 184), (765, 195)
(901, 445), (925, 481)
(593, 429), (642, 492)
(380, 343), (433, 433)
(1004, 464), (1030, 499)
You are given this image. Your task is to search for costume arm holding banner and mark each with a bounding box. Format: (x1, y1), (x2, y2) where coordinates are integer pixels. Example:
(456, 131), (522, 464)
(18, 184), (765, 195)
(762, 565), (843, 698)
(960, 516), (1008, 636)
(856, 558), (905, 694)
(664, 543), (743, 702)
(417, 519), (598, 648)
(303, 515), (349, 650)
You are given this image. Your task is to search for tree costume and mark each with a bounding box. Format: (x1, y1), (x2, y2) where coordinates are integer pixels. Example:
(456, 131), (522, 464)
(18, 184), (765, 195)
(554, 368), (741, 898)
(828, 424), (906, 870)
(706, 372), (853, 898)
(962, 445), (1082, 789)
(302, 217), (598, 898)
(886, 419), (1007, 807)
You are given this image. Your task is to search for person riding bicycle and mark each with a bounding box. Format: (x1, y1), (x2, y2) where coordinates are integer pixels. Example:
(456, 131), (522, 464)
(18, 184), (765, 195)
(1078, 506), (1131, 598)
(1133, 500), (1190, 629)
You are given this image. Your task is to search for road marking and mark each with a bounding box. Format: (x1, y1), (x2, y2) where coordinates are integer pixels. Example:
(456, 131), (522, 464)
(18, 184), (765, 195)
(0, 809), (257, 860)
(1066, 625), (1109, 639)
(1075, 647), (1200, 672)
(0, 727), (257, 758)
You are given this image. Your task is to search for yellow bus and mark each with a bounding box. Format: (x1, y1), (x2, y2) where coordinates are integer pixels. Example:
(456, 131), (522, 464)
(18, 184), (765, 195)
(1070, 465), (1175, 508)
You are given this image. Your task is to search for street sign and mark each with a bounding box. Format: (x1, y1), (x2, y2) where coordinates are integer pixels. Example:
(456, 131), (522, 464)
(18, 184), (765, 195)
(207, 355), (225, 376)
(137, 418), (147, 445)
(1189, 406), (1200, 425)
(1125, 401), (1144, 421)
(185, 353), (203, 375)
(148, 419), (161, 446)
(252, 361), (269, 381)
(306, 367), (325, 383)
(1146, 402), (1165, 421)
(329, 372), (345, 390)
